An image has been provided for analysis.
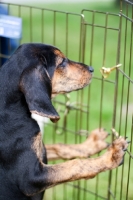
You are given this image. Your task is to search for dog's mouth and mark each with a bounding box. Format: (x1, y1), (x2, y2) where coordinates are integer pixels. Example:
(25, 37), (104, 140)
(51, 75), (93, 98)
(51, 65), (94, 98)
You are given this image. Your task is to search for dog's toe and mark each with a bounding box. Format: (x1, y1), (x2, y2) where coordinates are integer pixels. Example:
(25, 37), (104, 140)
(103, 136), (129, 169)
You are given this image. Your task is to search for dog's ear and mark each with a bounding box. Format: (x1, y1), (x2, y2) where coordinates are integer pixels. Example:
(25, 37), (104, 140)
(19, 65), (60, 123)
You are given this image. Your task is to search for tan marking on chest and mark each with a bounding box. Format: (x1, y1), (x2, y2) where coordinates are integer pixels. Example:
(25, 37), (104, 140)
(32, 132), (43, 161)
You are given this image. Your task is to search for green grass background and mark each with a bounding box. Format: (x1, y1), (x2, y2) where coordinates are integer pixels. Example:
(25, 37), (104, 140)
(4, 1), (133, 199)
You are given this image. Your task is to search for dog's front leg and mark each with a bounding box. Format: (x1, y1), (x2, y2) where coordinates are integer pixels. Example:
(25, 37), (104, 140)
(23, 136), (128, 196)
(45, 137), (128, 187)
(46, 128), (109, 160)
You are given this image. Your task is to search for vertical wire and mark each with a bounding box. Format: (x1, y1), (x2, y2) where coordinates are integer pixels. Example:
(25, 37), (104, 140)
(99, 12), (108, 132)
(95, 12), (108, 200)
(79, 14), (85, 62)
(77, 27), (87, 196)
(120, 0), (123, 12)
(118, 6), (128, 146)
(90, 11), (95, 65)
(72, 14), (82, 200)
(120, 3), (130, 200)
(82, 24), (87, 63)
(66, 13), (68, 57)
(82, 19), (93, 198)
(83, 23), (89, 200)
(77, 13), (84, 200)
(120, 4), (133, 200)
(77, 92), (84, 200)
(18, 5), (21, 45)
(52, 10), (57, 149)
(125, 9), (133, 200)
(86, 11), (95, 132)
(64, 97), (68, 200)
(73, 90), (80, 200)
(41, 9), (44, 43)
(79, 14), (89, 200)
(126, 116), (133, 199)
(77, 13), (87, 200)
(53, 11), (56, 46)
(63, 13), (69, 200)
(53, 10), (57, 200)
(114, 10), (123, 198)
(107, 12), (122, 200)
(30, 7), (32, 42)
(88, 11), (95, 200)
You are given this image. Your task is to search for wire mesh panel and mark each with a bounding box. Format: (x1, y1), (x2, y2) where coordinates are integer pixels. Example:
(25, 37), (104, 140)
(0, 1), (133, 200)
(81, 6), (133, 200)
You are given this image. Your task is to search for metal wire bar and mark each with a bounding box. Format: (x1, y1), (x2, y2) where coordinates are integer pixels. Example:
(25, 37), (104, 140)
(107, 9), (122, 200)
(65, 13), (68, 57)
(79, 14), (85, 62)
(30, 7), (32, 42)
(63, 97), (68, 200)
(82, 23), (119, 31)
(77, 91), (84, 200)
(118, 6), (129, 199)
(127, 150), (133, 159)
(53, 11), (56, 46)
(113, 10), (123, 198)
(2, 1), (84, 16)
(72, 94), (80, 200)
(96, 12), (109, 200)
(82, 16), (91, 198)
(125, 0), (133, 6)
(93, 77), (115, 84)
(80, 18), (86, 63)
(117, 68), (133, 83)
(121, 13), (133, 22)
(53, 100), (90, 113)
(99, 13), (108, 129)
(89, 11), (95, 66)
(41, 9), (44, 43)
(67, 183), (108, 200)
(120, 4), (133, 199)
(82, 9), (119, 17)
(125, 115), (133, 200)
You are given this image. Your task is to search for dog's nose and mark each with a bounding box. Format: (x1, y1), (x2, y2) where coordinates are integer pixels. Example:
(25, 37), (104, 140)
(89, 66), (94, 73)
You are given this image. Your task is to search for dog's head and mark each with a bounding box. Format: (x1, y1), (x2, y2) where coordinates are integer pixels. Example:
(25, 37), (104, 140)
(19, 44), (94, 122)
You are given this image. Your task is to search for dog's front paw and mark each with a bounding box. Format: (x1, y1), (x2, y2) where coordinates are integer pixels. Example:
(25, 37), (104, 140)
(104, 136), (129, 169)
(89, 128), (109, 141)
(83, 128), (109, 155)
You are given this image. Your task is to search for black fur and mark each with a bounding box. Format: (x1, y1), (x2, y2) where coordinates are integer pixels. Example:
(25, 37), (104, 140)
(0, 43), (59, 200)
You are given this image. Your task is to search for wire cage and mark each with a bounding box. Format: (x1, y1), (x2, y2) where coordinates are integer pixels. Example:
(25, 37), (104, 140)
(0, 1), (133, 200)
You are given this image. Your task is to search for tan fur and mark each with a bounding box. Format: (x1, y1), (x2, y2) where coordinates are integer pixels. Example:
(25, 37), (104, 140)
(46, 128), (109, 160)
(55, 56), (64, 67)
(52, 62), (92, 96)
(42, 136), (128, 189)
(32, 132), (43, 161)
(54, 49), (65, 58)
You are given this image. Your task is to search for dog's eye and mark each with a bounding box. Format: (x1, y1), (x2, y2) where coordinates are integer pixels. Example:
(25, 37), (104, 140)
(57, 57), (66, 67)
(58, 58), (66, 68)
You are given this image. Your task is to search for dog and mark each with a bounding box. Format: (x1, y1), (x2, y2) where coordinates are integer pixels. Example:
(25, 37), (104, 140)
(0, 43), (128, 200)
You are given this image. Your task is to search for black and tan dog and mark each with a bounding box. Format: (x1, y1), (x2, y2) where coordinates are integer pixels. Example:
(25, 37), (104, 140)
(0, 43), (128, 200)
